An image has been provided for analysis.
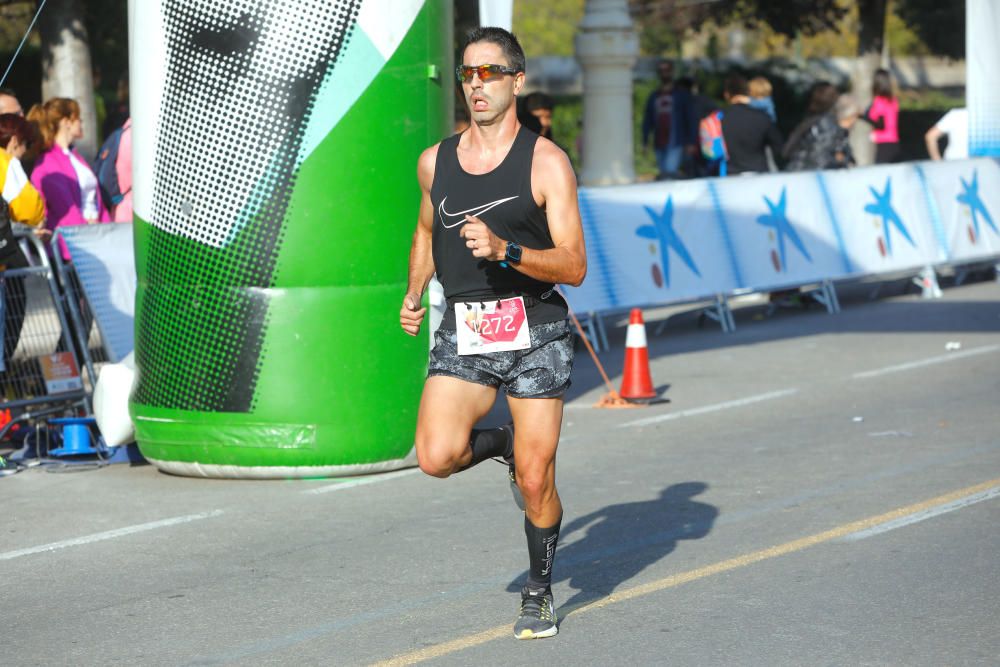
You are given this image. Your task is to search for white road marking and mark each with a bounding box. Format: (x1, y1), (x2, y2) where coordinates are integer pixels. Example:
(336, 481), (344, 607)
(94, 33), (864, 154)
(838, 485), (1000, 542)
(852, 345), (999, 380)
(620, 388), (799, 428)
(0, 510), (226, 562)
(303, 468), (421, 495)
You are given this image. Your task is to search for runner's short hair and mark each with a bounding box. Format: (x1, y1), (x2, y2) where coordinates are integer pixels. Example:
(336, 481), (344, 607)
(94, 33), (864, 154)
(463, 27), (526, 74)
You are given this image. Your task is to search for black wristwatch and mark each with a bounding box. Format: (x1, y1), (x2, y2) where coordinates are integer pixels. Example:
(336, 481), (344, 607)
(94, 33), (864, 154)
(504, 241), (523, 264)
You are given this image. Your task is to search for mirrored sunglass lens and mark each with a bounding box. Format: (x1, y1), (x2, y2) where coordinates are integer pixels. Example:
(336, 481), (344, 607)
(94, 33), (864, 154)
(457, 65), (507, 82)
(478, 65), (502, 80)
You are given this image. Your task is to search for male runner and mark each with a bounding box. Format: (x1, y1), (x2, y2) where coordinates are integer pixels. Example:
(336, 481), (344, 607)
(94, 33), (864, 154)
(399, 27), (586, 640)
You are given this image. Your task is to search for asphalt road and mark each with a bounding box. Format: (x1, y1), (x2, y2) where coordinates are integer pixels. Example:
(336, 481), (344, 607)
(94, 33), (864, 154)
(3, 277), (999, 666)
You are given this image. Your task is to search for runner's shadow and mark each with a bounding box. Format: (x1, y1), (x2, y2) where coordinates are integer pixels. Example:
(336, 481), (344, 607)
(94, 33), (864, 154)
(507, 482), (717, 614)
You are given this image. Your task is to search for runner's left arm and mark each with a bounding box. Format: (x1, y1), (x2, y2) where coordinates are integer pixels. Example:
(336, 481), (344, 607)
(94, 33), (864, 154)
(460, 139), (586, 287)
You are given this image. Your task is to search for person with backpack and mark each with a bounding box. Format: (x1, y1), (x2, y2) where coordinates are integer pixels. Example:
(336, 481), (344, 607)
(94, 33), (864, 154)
(95, 117), (132, 222)
(27, 98), (110, 261)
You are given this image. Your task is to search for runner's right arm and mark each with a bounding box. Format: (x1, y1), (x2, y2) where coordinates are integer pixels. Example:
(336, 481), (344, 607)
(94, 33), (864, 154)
(400, 145), (439, 336)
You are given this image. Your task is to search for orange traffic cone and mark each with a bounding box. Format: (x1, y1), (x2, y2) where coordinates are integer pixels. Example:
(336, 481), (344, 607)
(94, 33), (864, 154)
(620, 308), (657, 402)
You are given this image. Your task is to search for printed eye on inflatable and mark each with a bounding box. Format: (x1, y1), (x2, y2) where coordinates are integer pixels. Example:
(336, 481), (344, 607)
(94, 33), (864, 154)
(128, 0), (450, 477)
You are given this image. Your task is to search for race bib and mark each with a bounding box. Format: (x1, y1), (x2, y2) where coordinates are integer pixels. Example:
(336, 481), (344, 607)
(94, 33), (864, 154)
(455, 296), (531, 355)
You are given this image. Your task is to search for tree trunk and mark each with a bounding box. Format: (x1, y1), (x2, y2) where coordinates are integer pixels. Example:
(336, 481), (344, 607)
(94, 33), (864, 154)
(39, 0), (98, 160)
(850, 0), (888, 167)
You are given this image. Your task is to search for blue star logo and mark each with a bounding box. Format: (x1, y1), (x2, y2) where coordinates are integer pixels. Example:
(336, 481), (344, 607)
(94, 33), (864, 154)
(755, 187), (811, 271)
(956, 169), (997, 241)
(636, 196), (701, 287)
(864, 177), (915, 255)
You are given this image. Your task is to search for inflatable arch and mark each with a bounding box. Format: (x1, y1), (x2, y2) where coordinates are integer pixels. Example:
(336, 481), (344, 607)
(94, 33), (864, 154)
(128, 0), (450, 477)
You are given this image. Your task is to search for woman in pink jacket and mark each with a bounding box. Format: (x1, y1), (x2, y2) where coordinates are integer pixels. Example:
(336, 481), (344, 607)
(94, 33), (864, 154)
(27, 97), (110, 260)
(864, 69), (900, 164)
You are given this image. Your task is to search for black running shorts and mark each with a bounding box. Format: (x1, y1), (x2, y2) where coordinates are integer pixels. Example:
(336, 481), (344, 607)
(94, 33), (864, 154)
(428, 320), (574, 398)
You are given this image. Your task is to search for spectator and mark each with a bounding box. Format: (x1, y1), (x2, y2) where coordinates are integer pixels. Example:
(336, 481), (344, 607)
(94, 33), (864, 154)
(748, 76), (777, 123)
(518, 107), (543, 135)
(720, 74), (783, 176)
(0, 113), (46, 370)
(924, 107), (968, 161)
(519, 91), (554, 140)
(642, 60), (697, 179)
(783, 83), (842, 170)
(864, 68), (900, 164)
(27, 98), (110, 261)
(0, 89), (23, 117)
(112, 117), (133, 222)
(676, 76), (716, 177)
(677, 75), (717, 122)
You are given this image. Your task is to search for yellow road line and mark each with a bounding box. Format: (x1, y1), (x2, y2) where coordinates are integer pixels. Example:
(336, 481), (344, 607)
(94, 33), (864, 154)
(371, 477), (1000, 667)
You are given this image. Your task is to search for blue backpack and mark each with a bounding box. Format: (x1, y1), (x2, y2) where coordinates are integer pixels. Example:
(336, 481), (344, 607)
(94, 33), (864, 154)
(698, 110), (728, 176)
(93, 123), (129, 206)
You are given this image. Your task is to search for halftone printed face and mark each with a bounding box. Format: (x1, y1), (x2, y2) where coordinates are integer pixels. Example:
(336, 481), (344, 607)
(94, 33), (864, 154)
(152, 0), (361, 249)
(134, 0), (361, 413)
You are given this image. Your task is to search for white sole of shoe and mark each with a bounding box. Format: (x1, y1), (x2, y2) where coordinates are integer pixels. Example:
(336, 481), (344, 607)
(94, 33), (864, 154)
(514, 625), (558, 640)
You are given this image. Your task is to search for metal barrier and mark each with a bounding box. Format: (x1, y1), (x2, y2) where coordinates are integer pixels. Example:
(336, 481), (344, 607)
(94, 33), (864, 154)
(0, 227), (91, 435)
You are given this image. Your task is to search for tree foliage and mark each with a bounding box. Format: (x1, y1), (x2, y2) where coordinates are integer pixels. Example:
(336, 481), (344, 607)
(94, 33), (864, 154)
(894, 0), (965, 60)
(512, 0), (584, 57)
(0, 0), (126, 86)
(654, 0), (851, 38)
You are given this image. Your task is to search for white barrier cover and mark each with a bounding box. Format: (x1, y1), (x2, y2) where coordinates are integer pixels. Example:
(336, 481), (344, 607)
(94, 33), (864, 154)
(59, 223), (136, 363)
(821, 164), (941, 272)
(563, 160), (1000, 316)
(714, 171), (848, 290)
(917, 158), (1000, 262)
(565, 179), (734, 313)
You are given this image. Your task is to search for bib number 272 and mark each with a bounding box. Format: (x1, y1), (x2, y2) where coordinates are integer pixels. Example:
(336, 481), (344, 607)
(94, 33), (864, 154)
(455, 296), (530, 355)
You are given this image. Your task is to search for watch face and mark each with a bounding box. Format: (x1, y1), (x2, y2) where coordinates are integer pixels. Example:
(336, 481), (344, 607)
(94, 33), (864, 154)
(506, 242), (522, 262)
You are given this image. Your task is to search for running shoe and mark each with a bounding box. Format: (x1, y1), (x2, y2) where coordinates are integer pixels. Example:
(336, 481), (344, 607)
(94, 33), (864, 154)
(513, 586), (558, 639)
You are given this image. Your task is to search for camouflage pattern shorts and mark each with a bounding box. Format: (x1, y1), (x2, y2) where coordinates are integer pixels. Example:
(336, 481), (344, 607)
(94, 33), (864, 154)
(428, 320), (574, 398)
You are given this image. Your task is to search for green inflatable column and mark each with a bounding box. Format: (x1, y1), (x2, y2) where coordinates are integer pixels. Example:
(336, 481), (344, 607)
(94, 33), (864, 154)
(127, 0), (450, 478)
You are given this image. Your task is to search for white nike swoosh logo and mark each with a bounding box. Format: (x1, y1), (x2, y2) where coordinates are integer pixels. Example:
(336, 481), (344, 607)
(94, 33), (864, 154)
(438, 195), (519, 229)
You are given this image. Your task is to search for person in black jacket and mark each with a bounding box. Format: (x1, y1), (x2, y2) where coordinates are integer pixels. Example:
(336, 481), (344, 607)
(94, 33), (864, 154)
(720, 74), (783, 175)
(784, 85), (858, 172)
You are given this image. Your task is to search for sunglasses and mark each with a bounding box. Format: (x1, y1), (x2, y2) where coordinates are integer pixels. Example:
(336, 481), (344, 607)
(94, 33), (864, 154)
(456, 64), (520, 83)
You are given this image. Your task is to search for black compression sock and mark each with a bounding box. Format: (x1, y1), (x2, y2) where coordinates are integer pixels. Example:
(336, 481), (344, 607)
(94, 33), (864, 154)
(461, 425), (514, 470)
(525, 514), (562, 590)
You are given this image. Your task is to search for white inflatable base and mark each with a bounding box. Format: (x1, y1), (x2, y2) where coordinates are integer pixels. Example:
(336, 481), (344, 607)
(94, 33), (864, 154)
(145, 447), (418, 479)
(93, 352), (137, 447)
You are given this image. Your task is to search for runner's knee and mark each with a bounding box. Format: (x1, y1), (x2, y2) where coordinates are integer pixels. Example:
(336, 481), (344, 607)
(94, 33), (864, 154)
(516, 467), (554, 505)
(415, 437), (465, 478)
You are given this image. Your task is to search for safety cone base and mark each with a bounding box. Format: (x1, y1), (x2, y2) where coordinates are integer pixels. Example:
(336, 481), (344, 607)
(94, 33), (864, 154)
(594, 391), (645, 409)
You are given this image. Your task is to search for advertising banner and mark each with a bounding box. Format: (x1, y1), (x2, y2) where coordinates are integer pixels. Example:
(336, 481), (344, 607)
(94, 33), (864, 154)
(128, 0), (450, 478)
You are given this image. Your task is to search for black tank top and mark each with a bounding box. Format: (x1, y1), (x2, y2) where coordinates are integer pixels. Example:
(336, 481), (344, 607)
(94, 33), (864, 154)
(430, 127), (567, 330)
